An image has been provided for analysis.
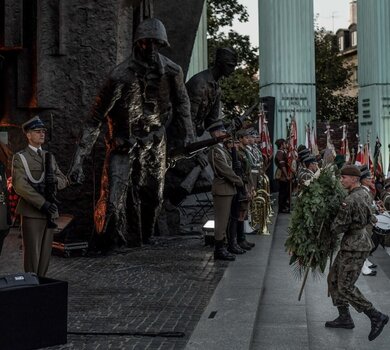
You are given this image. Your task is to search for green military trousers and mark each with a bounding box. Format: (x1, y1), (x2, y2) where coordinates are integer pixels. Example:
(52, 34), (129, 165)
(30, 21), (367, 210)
(327, 250), (373, 313)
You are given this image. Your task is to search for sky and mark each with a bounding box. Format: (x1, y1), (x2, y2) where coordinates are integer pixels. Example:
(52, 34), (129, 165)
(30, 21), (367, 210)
(233, 0), (351, 47)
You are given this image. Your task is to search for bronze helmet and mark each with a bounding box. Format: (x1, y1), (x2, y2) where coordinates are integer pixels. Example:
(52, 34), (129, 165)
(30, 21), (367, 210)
(133, 18), (170, 47)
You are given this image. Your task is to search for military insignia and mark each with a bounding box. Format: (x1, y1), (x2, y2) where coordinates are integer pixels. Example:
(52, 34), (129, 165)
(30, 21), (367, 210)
(341, 202), (347, 207)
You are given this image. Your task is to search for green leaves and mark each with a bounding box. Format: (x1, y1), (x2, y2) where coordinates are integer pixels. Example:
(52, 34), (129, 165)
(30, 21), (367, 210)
(207, 0), (259, 120)
(285, 166), (346, 277)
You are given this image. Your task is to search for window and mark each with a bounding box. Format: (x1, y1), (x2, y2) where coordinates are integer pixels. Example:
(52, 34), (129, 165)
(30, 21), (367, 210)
(338, 36), (344, 51)
(351, 31), (357, 47)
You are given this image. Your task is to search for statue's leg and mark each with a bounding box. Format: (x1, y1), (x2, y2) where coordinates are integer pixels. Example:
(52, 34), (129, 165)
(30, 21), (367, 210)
(94, 151), (133, 247)
(139, 135), (166, 243)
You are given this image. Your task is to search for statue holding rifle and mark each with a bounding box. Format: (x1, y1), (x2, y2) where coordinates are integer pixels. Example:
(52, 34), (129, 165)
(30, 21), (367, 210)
(68, 18), (194, 249)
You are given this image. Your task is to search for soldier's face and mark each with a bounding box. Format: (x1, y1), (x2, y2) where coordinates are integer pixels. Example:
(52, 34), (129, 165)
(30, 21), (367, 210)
(27, 129), (45, 147)
(137, 38), (161, 65)
(340, 175), (359, 190)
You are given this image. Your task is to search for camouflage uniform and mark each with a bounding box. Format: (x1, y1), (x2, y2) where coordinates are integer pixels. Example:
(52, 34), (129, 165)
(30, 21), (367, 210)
(328, 186), (375, 313)
(297, 167), (314, 192)
(381, 190), (390, 211)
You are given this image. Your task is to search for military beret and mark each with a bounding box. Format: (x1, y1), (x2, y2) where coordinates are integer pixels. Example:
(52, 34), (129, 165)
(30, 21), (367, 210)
(340, 165), (361, 177)
(297, 144), (307, 153)
(359, 165), (371, 180)
(236, 129), (251, 138)
(298, 148), (311, 161)
(208, 120), (226, 133)
(303, 155), (317, 165)
(22, 116), (46, 133)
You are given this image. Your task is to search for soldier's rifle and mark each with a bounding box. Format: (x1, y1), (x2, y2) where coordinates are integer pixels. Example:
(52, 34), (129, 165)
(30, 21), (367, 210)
(167, 134), (229, 169)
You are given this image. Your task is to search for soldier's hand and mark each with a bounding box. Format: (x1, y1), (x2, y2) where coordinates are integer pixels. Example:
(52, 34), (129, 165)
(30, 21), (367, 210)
(41, 201), (58, 215)
(195, 153), (208, 169)
(46, 173), (58, 185)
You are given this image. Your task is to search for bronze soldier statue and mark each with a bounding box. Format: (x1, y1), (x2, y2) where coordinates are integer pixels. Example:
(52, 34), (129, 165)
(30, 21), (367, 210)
(68, 18), (194, 248)
(163, 48), (239, 208)
(326, 165), (388, 342)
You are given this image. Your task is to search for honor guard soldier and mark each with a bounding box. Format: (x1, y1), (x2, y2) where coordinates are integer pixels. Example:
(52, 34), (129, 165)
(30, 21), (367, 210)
(326, 165), (388, 342)
(208, 120), (243, 261)
(274, 138), (291, 213)
(12, 116), (68, 276)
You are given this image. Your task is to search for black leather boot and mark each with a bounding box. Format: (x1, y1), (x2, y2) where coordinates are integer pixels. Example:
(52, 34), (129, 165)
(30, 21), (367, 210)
(325, 306), (355, 329)
(237, 221), (253, 250)
(364, 307), (389, 341)
(214, 240), (236, 261)
(227, 218), (246, 255)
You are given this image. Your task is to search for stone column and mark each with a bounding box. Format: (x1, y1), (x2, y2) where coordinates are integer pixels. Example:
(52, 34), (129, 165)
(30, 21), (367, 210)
(258, 0), (316, 145)
(358, 0), (390, 174)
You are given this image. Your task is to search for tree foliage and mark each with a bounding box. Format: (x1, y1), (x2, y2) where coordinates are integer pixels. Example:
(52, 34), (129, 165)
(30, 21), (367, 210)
(207, 0), (259, 120)
(315, 28), (358, 122)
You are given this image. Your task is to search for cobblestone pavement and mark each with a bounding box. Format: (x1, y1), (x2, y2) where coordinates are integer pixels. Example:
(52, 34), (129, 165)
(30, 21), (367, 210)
(0, 229), (227, 350)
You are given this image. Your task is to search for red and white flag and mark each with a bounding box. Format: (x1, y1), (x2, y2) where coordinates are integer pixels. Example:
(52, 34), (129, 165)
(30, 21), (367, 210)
(287, 115), (298, 175)
(340, 125), (351, 163)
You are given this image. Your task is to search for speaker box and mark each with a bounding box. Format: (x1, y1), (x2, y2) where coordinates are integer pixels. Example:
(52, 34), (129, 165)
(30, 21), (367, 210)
(0, 277), (68, 350)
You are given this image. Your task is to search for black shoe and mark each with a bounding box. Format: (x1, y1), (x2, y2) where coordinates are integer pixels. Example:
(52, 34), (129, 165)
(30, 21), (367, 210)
(238, 240), (252, 250)
(369, 264), (377, 269)
(325, 307), (355, 329)
(363, 271), (377, 276)
(364, 308), (389, 341)
(214, 247), (236, 261)
(243, 239), (255, 248)
(227, 244), (246, 255)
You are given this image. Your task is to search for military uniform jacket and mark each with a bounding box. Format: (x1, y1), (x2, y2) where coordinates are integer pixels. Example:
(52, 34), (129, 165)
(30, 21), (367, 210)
(208, 144), (243, 196)
(275, 149), (288, 181)
(331, 186), (374, 252)
(381, 191), (390, 211)
(12, 147), (68, 219)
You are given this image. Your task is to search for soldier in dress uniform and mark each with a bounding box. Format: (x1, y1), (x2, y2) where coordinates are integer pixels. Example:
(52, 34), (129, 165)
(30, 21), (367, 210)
(12, 116), (68, 276)
(208, 120), (243, 261)
(234, 129), (255, 250)
(326, 165), (388, 342)
(274, 138), (291, 213)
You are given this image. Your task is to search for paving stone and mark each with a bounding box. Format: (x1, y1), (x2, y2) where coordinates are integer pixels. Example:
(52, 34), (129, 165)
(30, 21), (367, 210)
(0, 230), (227, 349)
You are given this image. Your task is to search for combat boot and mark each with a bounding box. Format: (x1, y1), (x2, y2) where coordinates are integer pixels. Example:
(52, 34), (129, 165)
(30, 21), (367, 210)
(227, 218), (246, 255)
(214, 240), (236, 261)
(325, 306), (355, 329)
(364, 307), (389, 341)
(236, 221), (254, 250)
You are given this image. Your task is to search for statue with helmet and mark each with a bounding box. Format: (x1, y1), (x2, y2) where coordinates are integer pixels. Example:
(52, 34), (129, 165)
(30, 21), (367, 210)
(68, 18), (194, 249)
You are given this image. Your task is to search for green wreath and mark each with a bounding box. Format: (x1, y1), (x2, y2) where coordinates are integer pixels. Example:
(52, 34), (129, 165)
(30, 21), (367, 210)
(285, 165), (346, 277)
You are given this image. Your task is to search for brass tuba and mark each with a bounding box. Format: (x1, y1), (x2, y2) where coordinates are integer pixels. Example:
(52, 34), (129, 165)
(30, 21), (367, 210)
(249, 172), (272, 235)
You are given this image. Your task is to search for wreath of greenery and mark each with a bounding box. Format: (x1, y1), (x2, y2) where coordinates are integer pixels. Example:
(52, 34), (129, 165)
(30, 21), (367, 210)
(285, 165), (346, 277)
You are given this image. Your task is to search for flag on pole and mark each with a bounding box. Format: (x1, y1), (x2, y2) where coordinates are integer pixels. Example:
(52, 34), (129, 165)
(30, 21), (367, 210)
(287, 115), (298, 175)
(258, 110), (273, 160)
(305, 123), (311, 150)
(340, 125), (351, 163)
(355, 144), (364, 166)
(373, 136), (384, 180)
(310, 124), (319, 156)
